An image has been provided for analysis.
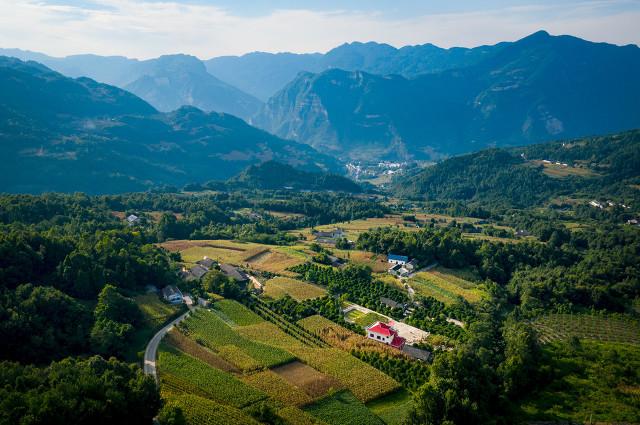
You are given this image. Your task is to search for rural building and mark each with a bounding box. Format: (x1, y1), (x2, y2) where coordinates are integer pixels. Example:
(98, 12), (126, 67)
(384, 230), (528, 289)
(402, 345), (432, 362)
(627, 218), (639, 226)
(515, 229), (531, 237)
(220, 264), (249, 283)
(197, 297), (211, 307)
(188, 264), (209, 280)
(387, 254), (409, 265)
(388, 258), (417, 277)
(366, 321), (406, 349)
(162, 285), (183, 304)
(380, 297), (405, 310)
(589, 200), (604, 209)
(314, 228), (345, 244)
(126, 214), (140, 225)
(327, 255), (344, 268)
(197, 256), (216, 269)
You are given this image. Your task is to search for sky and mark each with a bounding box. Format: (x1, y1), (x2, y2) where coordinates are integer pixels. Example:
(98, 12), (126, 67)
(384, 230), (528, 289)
(0, 0), (639, 59)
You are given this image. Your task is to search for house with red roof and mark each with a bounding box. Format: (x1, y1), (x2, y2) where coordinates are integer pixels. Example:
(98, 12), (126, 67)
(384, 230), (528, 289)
(366, 321), (405, 349)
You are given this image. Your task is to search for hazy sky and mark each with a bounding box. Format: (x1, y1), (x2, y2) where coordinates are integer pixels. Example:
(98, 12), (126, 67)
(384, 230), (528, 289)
(1, 0), (639, 59)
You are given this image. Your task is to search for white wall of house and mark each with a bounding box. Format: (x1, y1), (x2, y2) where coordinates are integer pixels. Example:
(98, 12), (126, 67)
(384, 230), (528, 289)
(367, 331), (392, 344)
(388, 258), (407, 265)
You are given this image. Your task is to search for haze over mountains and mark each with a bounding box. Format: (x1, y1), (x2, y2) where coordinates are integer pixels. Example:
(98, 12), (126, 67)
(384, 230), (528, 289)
(0, 57), (337, 193)
(1, 30), (640, 192)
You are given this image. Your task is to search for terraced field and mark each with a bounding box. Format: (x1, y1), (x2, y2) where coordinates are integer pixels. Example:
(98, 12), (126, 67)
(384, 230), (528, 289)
(408, 269), (484, 304)
(531, 313), (640, 345)
(263, 276), (327, 301)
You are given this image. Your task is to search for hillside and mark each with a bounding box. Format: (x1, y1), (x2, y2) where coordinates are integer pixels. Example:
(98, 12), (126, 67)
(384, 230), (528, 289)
(0, 57), (338, 194)
(0, 50), (261, 119)
(255, 31), (640, 160)
(394, 130), (640, 208)
(227, 161), (362, 192)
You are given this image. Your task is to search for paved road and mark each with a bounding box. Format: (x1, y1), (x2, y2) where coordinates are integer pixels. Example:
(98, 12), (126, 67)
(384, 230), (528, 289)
(143, 308), (194, 383)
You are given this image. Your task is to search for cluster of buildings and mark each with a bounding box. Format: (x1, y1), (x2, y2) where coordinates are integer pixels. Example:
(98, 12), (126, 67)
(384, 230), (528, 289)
(387, 254), (418, 278)
(314, 228), (346, 245)
(589, 200), (630, 209)
(179, 256), (249, 284)
(365, 320), (431, 361)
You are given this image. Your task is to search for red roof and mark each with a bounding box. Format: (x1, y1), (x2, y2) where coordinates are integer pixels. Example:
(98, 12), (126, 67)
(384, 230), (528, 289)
(367, 321), (397, 337)
(390, 336), (406, 349)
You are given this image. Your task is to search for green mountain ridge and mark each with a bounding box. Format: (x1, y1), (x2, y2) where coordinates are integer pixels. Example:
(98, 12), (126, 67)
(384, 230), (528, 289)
(394, 129), (640, 208)
(0, 57), (339, 194)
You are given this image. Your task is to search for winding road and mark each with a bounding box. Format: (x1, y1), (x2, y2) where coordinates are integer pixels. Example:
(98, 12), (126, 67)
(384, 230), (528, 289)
(143, 308), (194, 383)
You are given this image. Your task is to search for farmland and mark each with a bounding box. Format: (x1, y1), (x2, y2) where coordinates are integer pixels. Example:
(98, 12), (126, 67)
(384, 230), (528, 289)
(263, 276), (327, 301)
(531, 313), (640, 345)
(136, 293), (184, 327)
(366, 390), (414, 425)
(161, 392), (261, 425)
(407, 269), (484, 305)
(180, 309), (295, 370)
(304, 391), (385, 425)
(156, 299), (401, 424)
(158, 343), (267, 407)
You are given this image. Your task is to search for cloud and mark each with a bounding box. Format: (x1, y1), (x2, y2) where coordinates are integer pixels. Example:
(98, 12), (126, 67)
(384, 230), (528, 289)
(0, 0), (638, 59)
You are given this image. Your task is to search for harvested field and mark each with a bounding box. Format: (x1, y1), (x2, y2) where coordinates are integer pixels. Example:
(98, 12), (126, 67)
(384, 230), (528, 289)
(263, 277), (327, 301)
(272, 360), (343, 399)
(242, 370), (313, 406)
(164, 329), (239, 374)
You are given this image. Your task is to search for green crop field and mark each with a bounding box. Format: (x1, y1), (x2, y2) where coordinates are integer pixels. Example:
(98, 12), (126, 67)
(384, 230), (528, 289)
(212, 299), (264, 326)
(263, 276), (327, 301)
(278, 406), (329, 425)
(366, 390), (414, 425)
(408, 270), (484, 305)
(158, 343), (267, 408)
(531, 313), (640, 345)
(162, 392), (261, 425)
(181, 309), (295, 370)
(135, 293), (183, 327)
(304, 390), (385, 425)
(236, 321), (308, 350)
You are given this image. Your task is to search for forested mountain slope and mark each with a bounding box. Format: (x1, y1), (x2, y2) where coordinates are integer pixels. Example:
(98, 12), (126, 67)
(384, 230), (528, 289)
(0, 57), (338, 194)
(255, 31), (640, 160)
(395, 130), (640, 208)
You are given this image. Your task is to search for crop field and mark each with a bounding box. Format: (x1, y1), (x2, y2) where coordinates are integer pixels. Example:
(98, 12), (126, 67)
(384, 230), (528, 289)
(277, 406), (328, 425)
(212, 299), (264, 326)
(531, 313), (640, 345)
(242, 370), (313, 406)
(135, 293), (183, 327)
(161, 392), (260, 425)
(164, 329), (239, 373)
(158, 343), (267, 407)
(263, 276), (327, 301)
(332, 250), (389, 273)
(235, 321), (308, 350)
(527, 160), (598, 178)
(181, 309), (295, 370)
(271, 360), (343, 398)
(290, 347), (401, 402)
(304, 390), (385, 425)
(299, 315), (405, 357)
(366, 390), (414, 425)
(408, 270), (484, 305)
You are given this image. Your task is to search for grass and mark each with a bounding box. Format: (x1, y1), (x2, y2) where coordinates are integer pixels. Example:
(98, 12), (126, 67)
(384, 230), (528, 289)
(350, 311), (388, 328)
(181, 309), (295, 370)
(408, 270), (484, 305)
(519, 340), (640, 423)
(290, 347), (401, 402)
(531, 313), (640, 345)
(136, 293), (183, 327)
(366, 389), (414, 425)
(304, 390), (385, 425)
(158, 343), (266, 408)
(212, 299), (264, 326)
(161, 392), (261, 425)
(263, 276), (327, 301)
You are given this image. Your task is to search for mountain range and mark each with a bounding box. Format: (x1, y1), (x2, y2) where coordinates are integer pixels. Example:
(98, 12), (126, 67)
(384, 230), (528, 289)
(0, 57), (337, 194)
(0, 49), (261, 120)
(255, 31), (640, 160)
